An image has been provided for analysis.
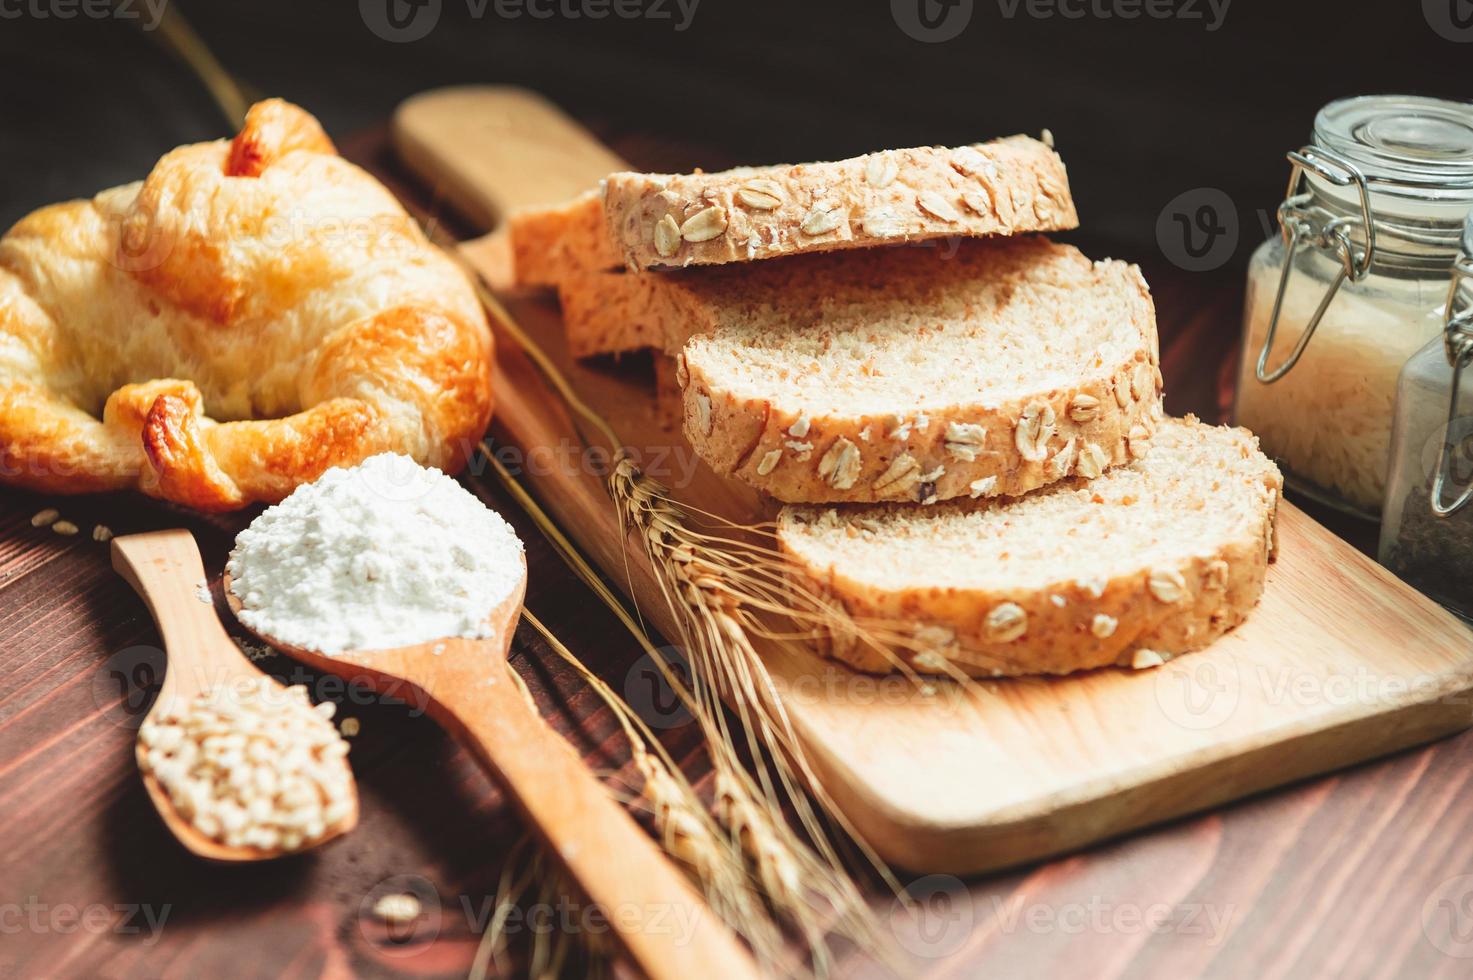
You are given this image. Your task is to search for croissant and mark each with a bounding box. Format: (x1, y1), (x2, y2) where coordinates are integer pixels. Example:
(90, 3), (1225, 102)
(0, 99), (493, 511)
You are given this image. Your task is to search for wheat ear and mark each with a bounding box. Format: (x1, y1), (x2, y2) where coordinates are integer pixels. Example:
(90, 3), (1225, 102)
(487, 452), (907, 973)
(520, 608), (793, 973)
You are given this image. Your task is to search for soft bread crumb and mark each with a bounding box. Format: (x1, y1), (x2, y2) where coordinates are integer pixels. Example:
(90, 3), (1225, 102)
(779, 418), (1277, 594)
(682, 238), (1148, 417)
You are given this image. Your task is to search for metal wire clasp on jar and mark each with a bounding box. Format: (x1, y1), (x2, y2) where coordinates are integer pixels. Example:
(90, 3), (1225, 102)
(1235, 95), (1473, 520)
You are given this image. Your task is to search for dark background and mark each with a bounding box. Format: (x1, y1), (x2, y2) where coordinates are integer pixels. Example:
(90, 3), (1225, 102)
(1, 0), (1467, 271)
(1, 7), (1471, 978)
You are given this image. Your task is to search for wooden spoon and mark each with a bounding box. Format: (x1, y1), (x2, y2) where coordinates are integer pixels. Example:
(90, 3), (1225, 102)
(111, 529), (359, 861)
(223, 561), (760, 980)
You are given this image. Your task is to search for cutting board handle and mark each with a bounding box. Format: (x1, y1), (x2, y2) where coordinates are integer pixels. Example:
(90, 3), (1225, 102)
(393, 85), (628, 233)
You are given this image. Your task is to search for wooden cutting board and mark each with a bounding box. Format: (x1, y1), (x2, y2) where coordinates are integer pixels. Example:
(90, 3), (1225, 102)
(394, 86), (1473, 874)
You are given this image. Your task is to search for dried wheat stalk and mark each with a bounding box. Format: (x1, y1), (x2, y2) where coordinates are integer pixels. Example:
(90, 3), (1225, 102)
(520, 608), (792, 973)
(490, 454), (908, 974)
(468, 836), (614, 980)
(611, 461), (911, 956)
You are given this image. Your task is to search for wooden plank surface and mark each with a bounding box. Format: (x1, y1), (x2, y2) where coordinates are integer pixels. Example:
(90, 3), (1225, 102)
(4, 121), (1473, 980)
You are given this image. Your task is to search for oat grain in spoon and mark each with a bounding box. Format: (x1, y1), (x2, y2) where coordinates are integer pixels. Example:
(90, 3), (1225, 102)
(111, 529), (358, 862)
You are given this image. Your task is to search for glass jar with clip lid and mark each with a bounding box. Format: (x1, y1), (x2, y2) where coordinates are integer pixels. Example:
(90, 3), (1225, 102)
(1235, 95), (1473, 520)
(1378, 212), (1473, 618)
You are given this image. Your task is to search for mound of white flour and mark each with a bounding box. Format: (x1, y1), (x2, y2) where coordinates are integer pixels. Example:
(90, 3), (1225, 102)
(227, 454), (524, 654)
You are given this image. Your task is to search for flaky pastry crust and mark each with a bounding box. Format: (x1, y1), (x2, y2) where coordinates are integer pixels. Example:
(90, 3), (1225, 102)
(0, 99), (493, 510)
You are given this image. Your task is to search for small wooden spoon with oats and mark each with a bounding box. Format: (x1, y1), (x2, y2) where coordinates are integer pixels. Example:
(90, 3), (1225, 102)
(111, 530), (359, 862)
(223, 559), (760, 980)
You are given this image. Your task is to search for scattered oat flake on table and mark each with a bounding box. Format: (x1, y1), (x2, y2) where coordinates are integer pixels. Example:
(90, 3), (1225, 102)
(92, 524), (114, 542)
(372, 893), (421, 924)
(30, 508), (60, 528)
(51, 520), (79, 536)
(340, 718), (360, 737)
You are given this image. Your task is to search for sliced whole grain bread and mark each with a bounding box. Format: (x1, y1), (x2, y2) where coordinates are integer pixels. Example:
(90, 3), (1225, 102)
(564, 237), (1163, 504)
(511, 136), (1076, 291)
(508, 190), (622, 289)
(558, 268), (667, 357)
(604, 136), (1077, 271)
(652, 351), (683, 429)
(778, 416), (1283, 678)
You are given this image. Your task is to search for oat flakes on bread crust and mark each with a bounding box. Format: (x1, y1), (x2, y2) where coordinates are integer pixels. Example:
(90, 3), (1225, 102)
(0, 99), (493, 510)
(777, 417), (1284, 678)
(603, 136), (1077, 271)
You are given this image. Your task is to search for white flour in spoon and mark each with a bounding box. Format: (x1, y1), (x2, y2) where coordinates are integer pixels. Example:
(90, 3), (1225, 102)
(227, 454), (524, 654)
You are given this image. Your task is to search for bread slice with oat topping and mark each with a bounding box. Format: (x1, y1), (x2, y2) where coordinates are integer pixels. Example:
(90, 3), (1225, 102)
(510, 136), (1075, 291)
(603, 135), (1077, 271)
(508, 190), (622, 290)
(778, 416), (1283, 678)
(563, 236), (1162, 504)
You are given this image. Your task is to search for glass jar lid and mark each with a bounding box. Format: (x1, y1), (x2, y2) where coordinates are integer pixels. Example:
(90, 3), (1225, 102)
(1310, 95), (1473, 231)
(1315, 96), (1473, 196)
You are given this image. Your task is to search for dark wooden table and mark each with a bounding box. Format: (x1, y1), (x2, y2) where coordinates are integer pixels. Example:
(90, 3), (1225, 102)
(3, 125), (1469, 980)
